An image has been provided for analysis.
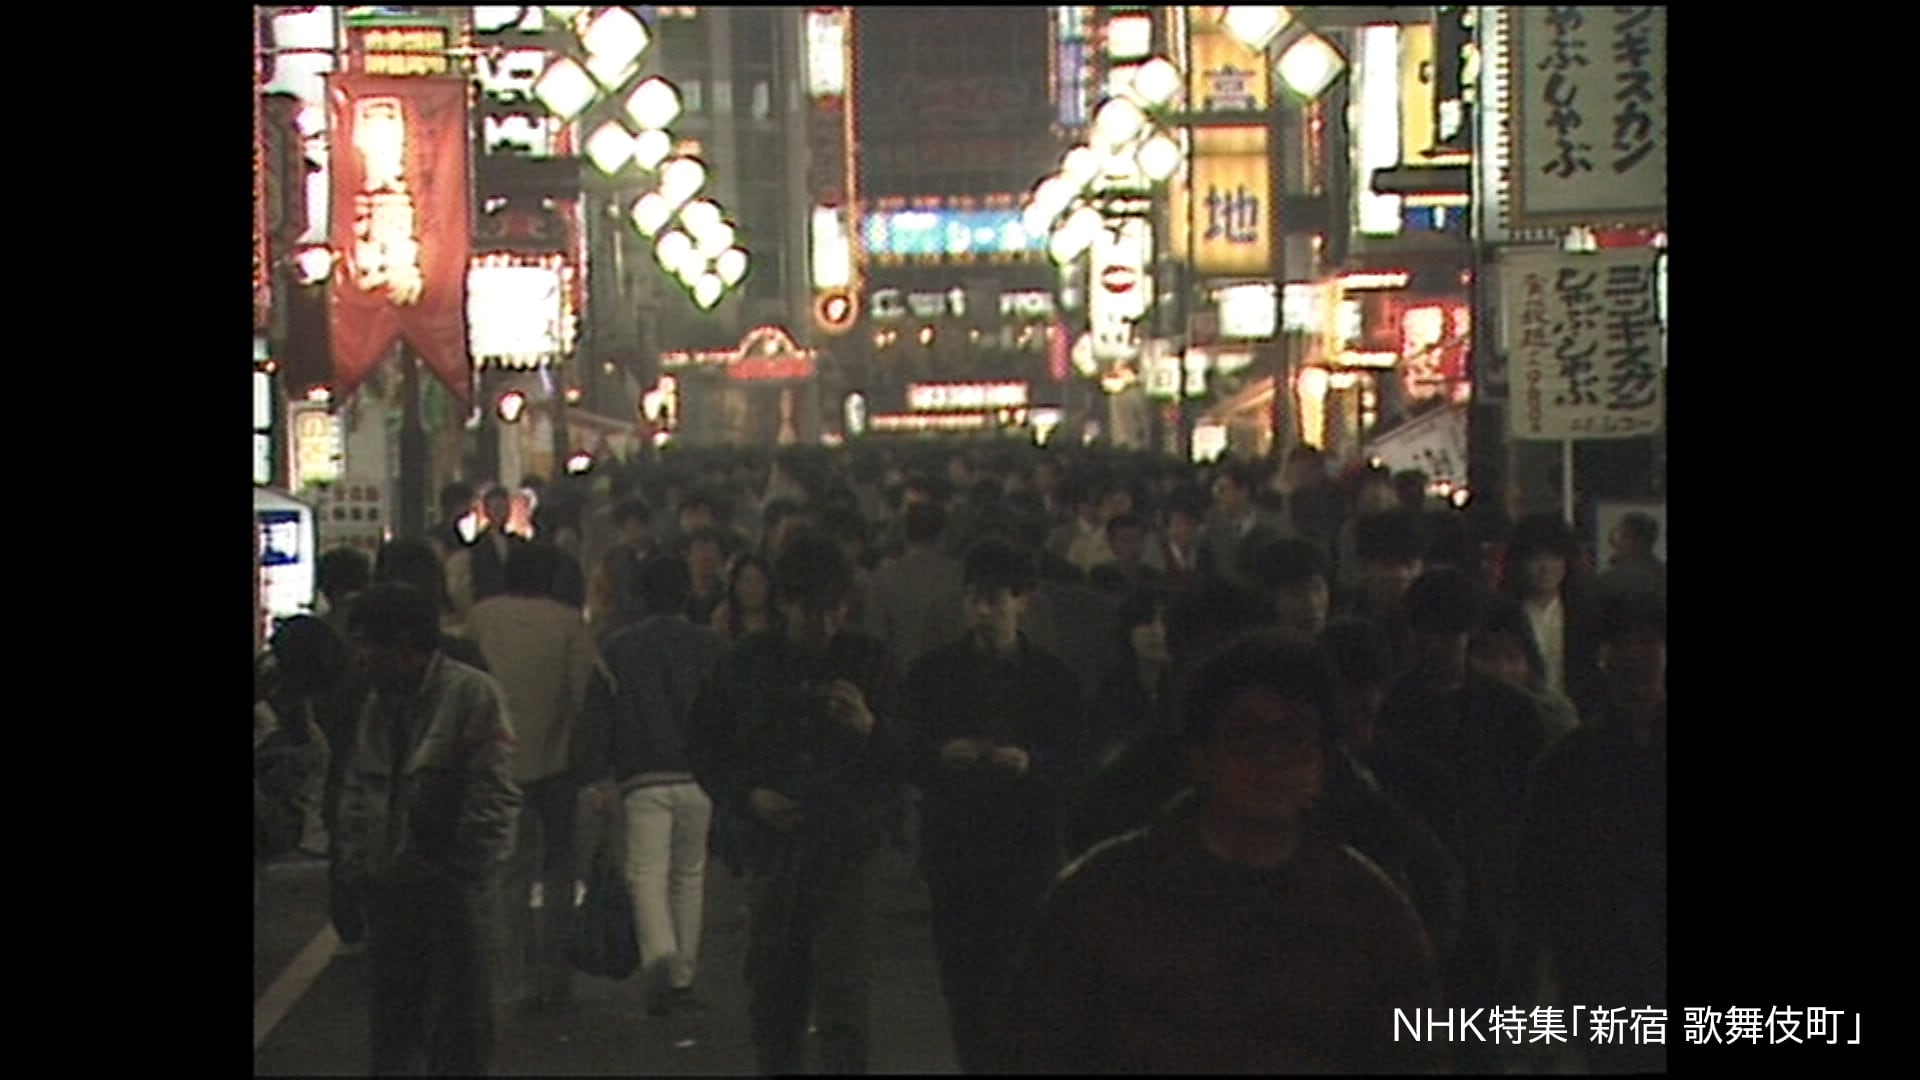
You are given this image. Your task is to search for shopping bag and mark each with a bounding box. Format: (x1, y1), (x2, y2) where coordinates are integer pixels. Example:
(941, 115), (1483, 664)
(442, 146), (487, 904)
(567, 846), (640, 980)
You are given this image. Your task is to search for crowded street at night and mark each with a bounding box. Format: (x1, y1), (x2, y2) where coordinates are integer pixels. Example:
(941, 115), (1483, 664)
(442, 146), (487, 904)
(254, 6), (1677, 1074)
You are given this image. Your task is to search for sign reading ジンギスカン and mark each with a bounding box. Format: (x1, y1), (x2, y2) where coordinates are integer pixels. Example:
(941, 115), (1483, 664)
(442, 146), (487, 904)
(1510, 6), (1666, 228)
(1501, 249), (1662, 441)
(327, 74), (471, 402)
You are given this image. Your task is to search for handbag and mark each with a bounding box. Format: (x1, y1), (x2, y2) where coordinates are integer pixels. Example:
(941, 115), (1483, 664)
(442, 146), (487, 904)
(567, 815), (640, 980)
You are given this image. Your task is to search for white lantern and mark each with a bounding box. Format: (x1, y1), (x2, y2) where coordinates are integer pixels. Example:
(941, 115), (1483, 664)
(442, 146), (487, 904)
(584, 121), (636, 175)
(632, 129), (673, 171)
(1137, 132), (1184, 182)
(1129, 56), (1183, 109)
(659, 157), (707, 209)
(630, 191), (674, 237)
(695, 220), (735, 261)
(534, 57), (597, 120)
(716, 247), (749, 287)
(1093, 97), (1147, 148)
(1222, 6), (1292, 52)
(693, 273), (725, 309)
(581, 6), (650, 72)
(679, 199), (723, 240)
(1061, 146), (1101, 190)
(1277, 32), (1346, 100)
(624, 77), (683, 131)
(655, 229), (695, 272)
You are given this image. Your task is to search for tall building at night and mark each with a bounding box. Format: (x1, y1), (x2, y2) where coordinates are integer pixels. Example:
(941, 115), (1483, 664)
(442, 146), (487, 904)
(842, 7), (1069, 439)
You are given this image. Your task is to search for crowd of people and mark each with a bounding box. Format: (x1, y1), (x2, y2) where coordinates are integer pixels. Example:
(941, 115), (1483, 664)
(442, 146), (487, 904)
(252, 440), (1668, 1074)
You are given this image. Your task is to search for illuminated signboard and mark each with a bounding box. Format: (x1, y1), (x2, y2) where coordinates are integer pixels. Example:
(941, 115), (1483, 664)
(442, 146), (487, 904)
(468, 256), (577, 369)
(806, 9), (848, 98)
(291, 402), (344, 488)
(862, 208), (1045, 262)
(869, 412), (994, 433)
(347, 25), (451, 77)
(661, 325), (819, 377)
(908, 381), (1029, 412)
(730, 356), (817, 381)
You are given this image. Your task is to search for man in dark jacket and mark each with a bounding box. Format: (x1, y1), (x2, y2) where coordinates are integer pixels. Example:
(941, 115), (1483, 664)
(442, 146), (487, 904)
(338, 584), (521, 1076)
(903, 540), (1085, 1074)
(993, 634), (1442, 1074)
(1523, 591), (1666, 1073)
(687, 532), (910, 1075)
(588, 556), (731, 1016)
(1376, 569), (1549, 1074)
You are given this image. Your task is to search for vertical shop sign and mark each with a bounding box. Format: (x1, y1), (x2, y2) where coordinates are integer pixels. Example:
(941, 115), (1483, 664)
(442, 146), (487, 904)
(1511, 6), (1666, 227)
(327, 73), (471, 401)
(1503, 250), (1662, 440)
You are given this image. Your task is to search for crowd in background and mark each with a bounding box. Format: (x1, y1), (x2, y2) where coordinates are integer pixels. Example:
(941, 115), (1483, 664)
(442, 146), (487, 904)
(253, 439), (1667, 1074)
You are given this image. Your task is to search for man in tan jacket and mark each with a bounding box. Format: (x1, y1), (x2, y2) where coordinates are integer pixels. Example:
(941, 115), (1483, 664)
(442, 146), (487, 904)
(466, 541), (599, 1013)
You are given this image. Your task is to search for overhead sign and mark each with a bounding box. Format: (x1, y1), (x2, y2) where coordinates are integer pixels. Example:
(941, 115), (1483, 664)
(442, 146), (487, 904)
(1511, 6), (1667, 227)
(346, 22), (452, 77)
(908, 381), (1029, 412)
(660, 325), (820, 377)
(1502, 249), (1663, 441)
(1090, 216), (1152, 362)
(1173, 125), (1272, 277)
(861, 208), (1045, 262)
(467, 255), (576, 369)
(1186, 7), (1270, 113)
(1217, 282), (1278, 339)
(870, 286), (968, 322)
(290, 402), (344, 489)
(327, 73), (471, 401)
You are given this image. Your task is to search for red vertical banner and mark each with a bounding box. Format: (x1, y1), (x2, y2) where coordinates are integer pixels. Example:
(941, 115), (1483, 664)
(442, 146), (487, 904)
(327, 74), (471, 402)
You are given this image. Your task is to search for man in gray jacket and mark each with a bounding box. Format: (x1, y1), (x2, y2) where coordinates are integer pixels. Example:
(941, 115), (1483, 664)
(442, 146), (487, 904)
(339, 584), (521, 1076)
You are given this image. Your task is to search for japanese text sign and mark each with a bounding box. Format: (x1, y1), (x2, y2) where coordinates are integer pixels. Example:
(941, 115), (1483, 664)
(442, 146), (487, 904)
(1502, 250), (1663, 441)
(1175, 126), (1272, 277)
(1511, 6), (1666, 227)
(1186, 8), (1269, 113)
(327, 74), (471, 402)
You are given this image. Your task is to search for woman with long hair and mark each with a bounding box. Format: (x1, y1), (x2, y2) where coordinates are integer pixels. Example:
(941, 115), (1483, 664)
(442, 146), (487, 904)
(710, 553), (783, 641)
(1496, 514), (1603, 714)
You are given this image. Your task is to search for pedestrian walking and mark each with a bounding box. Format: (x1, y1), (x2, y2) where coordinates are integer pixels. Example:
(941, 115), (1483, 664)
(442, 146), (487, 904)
(337, 584), (520, 1076)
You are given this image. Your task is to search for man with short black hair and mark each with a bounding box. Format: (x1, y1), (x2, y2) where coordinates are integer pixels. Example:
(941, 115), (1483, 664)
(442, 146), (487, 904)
(688, 532), (911, 1075)
(994, 633), (1442, 1073)
(904, 540), (1084, 1074)
(1199, 464), (1284, 589)
(1244, 537), (1332, 638)
(598, 497), (659, 636)
(339, 584), (520, 1076)
(867, 501), (965, 670)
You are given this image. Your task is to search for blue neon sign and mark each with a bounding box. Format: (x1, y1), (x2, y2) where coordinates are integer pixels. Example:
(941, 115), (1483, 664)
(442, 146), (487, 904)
(862, 208), (1047, 260)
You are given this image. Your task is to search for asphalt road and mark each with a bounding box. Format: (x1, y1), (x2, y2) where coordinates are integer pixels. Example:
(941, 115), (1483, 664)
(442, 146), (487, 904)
(253, 843), (960, 1075)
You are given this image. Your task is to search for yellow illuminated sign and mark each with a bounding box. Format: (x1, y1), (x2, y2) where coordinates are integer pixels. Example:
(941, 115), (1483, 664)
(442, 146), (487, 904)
(1185, 7), (1269, 113)
(1172, 125), (1271, 277)
(1400, 24), (1435, 160)
(357, 26), (450, 77)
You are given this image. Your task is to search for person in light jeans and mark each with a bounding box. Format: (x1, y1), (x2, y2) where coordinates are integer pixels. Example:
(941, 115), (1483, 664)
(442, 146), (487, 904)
(624, 776), (715, 1012)
(585, 555), (731, 1015)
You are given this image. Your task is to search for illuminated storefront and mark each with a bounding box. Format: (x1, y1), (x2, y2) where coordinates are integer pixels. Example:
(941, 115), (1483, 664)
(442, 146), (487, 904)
(656, 325), (821, 446)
